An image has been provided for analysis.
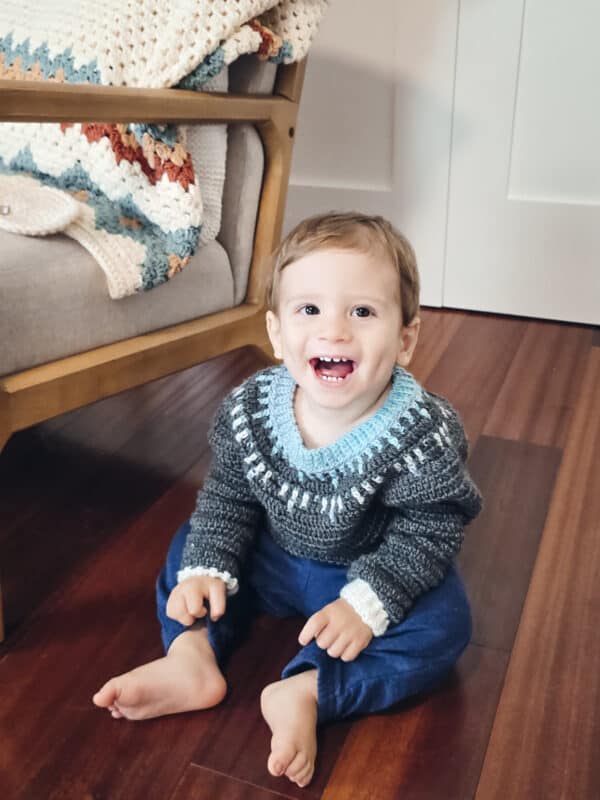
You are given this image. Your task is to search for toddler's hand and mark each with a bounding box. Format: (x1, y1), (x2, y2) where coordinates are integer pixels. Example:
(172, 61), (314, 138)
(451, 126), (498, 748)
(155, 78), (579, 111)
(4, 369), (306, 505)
(166, 575), (227, 626)
(298, 598), (373, 662)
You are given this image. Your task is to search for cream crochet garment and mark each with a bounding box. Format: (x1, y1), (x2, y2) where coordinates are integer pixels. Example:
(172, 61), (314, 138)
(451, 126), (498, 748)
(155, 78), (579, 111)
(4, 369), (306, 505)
(0, 0), (328, 298)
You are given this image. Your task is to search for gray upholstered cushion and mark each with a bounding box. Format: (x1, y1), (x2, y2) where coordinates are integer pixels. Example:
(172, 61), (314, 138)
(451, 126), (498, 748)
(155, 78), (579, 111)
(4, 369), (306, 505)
(0, 85), (268, 377)
(229, 56), (277, 94)
(219, 124), (264, 305)
(0, 231), (233, 376)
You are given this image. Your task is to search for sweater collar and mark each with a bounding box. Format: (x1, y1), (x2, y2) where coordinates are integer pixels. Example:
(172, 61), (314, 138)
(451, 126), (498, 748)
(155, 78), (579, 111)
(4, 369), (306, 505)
(264, 365), (422, 476)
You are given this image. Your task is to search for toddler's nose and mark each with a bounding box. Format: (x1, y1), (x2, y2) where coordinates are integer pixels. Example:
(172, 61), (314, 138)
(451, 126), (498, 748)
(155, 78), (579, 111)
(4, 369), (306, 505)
(318, 315), (351, 342)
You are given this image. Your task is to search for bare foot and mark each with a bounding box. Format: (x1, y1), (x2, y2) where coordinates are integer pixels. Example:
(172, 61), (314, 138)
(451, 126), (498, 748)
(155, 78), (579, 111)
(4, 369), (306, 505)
(260, 670), (318, 788)
(92, 627), (226, 720)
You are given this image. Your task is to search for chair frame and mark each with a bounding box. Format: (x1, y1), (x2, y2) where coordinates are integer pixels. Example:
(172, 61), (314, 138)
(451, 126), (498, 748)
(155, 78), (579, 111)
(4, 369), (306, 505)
(0, 60), (306, 639)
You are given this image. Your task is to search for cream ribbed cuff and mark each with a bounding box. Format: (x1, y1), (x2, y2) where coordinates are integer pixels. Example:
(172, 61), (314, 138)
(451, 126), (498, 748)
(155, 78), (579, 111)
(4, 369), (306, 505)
(176, 566), (239, 595)
(340, 579), (389, 636)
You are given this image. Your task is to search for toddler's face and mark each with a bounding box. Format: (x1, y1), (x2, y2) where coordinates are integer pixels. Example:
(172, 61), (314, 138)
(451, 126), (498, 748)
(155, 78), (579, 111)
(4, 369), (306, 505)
(266, 247), (418, 417)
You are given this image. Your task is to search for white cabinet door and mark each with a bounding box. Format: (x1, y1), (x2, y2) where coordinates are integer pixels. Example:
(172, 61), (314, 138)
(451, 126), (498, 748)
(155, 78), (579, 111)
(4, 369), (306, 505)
(444, 0), (600, 324)
(285, 1), (459, 307)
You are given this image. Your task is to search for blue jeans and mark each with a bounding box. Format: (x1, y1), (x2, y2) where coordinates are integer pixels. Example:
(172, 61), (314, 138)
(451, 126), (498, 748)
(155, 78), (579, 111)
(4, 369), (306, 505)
(157, 521), (472, 723)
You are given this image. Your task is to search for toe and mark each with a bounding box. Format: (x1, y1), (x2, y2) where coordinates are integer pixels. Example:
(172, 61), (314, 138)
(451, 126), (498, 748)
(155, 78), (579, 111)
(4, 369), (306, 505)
(267, 752), (286, 777)
(285, 751), (309, 783)
(268, 740), (296, 777)
(295, 762), (314, 787)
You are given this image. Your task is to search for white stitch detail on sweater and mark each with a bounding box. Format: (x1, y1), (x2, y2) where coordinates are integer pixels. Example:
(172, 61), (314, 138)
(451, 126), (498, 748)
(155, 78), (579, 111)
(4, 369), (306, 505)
(235, 429), (249, 442)
(300, 491), (310, 509)
(248, 461), (266, 479)
(261, 470), (272, 485)
(351, 487), (365, 505)
(279, 482), (289, 498)
(244, 452), (258, 464)
(361, 481), (376, 495)
(434, 432), (443, 448)
(414, 447), (425, 463)
(337, 495), (344, 512)
(329, 496), (337, 521)
(287, 487), (299, 511)
(231, 403), (243, 416)
(321, 497), (328, 513)
(404, 454), (417, 474)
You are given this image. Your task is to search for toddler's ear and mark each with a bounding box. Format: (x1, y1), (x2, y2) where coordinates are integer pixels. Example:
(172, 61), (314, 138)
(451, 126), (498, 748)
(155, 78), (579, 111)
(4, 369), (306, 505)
(396, 317), (420, 367)
(265, 310), (283, 360)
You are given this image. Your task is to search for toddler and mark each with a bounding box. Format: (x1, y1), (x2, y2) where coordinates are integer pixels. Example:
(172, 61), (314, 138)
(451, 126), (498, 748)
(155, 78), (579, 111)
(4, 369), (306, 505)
(94, 212), (482, 789)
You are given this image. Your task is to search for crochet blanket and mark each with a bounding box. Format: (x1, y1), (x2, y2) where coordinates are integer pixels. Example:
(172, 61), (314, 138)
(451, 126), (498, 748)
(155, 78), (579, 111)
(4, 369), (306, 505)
(0, 1), (327, 298)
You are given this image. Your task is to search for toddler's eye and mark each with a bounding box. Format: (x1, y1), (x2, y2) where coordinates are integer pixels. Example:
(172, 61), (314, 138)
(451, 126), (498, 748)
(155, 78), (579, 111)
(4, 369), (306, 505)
(300, 304), (320, 315)
(352, 306), (372, 318)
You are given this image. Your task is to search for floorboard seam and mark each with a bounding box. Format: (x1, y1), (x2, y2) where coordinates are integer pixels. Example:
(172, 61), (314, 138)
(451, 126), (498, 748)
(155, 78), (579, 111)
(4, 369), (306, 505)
(186, 762), (300, 800)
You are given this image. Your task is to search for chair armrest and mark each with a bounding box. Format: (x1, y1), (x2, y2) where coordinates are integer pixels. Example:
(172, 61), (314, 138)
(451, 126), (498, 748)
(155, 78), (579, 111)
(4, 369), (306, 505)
(0, 79), (289, 124)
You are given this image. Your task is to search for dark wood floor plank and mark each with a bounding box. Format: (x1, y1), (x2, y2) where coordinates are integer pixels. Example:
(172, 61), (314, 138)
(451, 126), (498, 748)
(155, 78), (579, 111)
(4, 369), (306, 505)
(483, 320), (592, 447)
(591, 326), (600, 346)
(475, 349), (600, 800)
(169, 765), (297, 800)
(0, 474), (208, 800)
(321, 644), (509, 800)
(459, 436), (561, 651)
(410, 308), (465, 384)
(424, 314), (527, 443)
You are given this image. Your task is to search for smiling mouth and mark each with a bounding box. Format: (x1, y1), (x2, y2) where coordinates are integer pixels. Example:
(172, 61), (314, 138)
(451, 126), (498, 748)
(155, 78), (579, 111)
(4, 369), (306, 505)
(309, 356), (356, 382)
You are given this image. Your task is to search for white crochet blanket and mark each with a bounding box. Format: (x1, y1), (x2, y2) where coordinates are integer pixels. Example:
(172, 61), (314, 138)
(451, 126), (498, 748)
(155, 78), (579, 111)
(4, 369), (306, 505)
(0, 0), (327, 298)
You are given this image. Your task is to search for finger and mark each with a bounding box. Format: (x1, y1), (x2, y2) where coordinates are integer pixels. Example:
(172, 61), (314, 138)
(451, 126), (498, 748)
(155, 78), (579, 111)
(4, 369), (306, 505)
(208, 581), (226, 621)
(341, 640), (365, 662)
(326, 634), (349, 659)
(298, 611), (326, 646)
(184, 590), (208, 620)
(166, 590), (189, 623)
(316, 625), (339, 651)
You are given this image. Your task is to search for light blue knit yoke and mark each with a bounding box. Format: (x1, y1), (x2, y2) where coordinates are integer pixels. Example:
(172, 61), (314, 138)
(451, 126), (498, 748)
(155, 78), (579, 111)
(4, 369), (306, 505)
(258, 366), (425, 479)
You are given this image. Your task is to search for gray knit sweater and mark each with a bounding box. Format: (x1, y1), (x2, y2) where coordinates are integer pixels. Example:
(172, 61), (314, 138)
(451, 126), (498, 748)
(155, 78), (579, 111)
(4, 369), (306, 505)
(179, 365), (482, 634)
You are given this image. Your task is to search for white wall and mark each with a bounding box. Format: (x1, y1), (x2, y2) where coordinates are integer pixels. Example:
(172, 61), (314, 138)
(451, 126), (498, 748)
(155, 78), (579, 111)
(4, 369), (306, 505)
(285, 0), (600, 323)
(284, 1), (459, 307)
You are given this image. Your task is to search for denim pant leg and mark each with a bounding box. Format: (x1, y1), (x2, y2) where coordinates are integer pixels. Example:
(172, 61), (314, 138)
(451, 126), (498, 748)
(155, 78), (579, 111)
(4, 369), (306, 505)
(157, 520), (261, 666)
(281, 559), (472, 724)
(157, 522), (305, 667)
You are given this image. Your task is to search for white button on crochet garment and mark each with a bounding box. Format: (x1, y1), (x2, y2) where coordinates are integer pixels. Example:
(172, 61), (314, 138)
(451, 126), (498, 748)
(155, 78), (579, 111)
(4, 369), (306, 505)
(0, 175), (80, 235)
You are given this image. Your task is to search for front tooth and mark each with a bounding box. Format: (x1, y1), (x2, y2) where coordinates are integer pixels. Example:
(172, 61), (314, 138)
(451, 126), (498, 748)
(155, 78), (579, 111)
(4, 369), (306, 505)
(333, 357), (341, 362)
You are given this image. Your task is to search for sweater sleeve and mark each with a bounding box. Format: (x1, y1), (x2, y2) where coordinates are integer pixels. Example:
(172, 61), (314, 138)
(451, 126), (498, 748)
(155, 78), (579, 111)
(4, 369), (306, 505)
(343, 401), (482, 632)
(178, 392), (264, 588)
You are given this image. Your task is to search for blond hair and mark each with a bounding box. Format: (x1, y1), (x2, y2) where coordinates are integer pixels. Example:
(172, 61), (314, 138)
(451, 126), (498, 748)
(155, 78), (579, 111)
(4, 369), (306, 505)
(266, 211), (420, 325)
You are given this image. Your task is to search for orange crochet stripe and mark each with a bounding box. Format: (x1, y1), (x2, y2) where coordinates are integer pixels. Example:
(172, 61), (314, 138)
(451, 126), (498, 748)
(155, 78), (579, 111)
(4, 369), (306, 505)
(59, 123), (195, 191)
(249, 20), (282, 59)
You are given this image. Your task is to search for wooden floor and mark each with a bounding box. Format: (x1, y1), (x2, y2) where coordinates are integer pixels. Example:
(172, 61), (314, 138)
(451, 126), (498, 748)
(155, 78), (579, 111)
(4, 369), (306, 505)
(0, 309), (598, 800)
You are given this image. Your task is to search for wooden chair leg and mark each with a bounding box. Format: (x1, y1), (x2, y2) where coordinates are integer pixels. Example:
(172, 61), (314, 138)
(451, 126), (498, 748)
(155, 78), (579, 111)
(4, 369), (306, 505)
(0, 392), (10, 641)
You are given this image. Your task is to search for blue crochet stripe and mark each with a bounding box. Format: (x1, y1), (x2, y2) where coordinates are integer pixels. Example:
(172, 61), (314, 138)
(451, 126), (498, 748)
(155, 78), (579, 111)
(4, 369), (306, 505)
(177, 47), (226, 90)
(0, 33), (101, 83)
(265, 365), (423, 476)
(269, 41), (293, 64)
(0, 151), (201, 290)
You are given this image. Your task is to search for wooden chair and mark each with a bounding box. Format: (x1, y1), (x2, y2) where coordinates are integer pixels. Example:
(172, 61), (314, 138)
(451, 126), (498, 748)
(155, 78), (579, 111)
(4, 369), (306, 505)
(0, 60), (306, 639)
